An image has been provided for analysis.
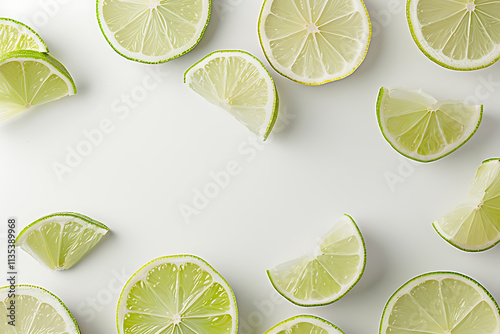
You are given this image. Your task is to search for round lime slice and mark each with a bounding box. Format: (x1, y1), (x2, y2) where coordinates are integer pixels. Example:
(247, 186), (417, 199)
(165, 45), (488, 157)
(265, 315), (344, 334)
(377, 87), (482, 162)
(407, 0), (500, 70)
(258, 0), (371, 85)
(185, 50), (279, 140)
(16, 212), (109, 270)
(268, 214), (366, 307)
(97, 0), (211, 63)
(0, 50), (76, 121)
(0, 285), (80, 333)
(117, 255), (238, 334)
(0, 18), (47, 57)
(434, 158), (500, 252)
(380, 272), (500, 334)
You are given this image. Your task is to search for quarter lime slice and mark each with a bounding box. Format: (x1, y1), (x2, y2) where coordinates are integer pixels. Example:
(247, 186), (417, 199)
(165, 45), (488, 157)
(377, 87), (482, 162)
(434, 158), (500, 252)
(265, 315), (344, 334)
(258, 0), (371, 85)
(0, 18), (47, 57)
(16, 212), (109, 270)
(0, 285), (80, 333)
(185, 50), (279, 140)
(0, 50), (76, 121)
(380, 272), (500, 334)
(97, 0), (211, 63)
(117, 255), (238, 334)
(407, 0), (500, 70)
(267, 214), (366, 307)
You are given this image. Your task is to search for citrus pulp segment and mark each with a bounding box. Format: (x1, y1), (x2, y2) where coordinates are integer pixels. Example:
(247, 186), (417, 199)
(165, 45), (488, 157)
(117, 255), (238, 334)
(267, 214), (366, 306)
(258, 0), (371, 85)
(377, 87), (482, 162)
(265, 315), (344, 334)
(0, 18), (47, 57)
(16, 212), (109, 270)
(184, 50), (279, 140)
(97, 0), (211, 63)
(434, 158), (500, 252)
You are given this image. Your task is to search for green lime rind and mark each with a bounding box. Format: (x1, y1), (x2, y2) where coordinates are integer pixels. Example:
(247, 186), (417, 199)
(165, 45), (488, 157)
(379, 271), (500, 334)
(406, 0), (500, 71)
(0, 284), (81, 333)
(376, 87), (483, 163)
(0, 17), (48, 55)
(96, 0), (211, 64)
(267, 214), (366, 307)
(116, 254), (239, 334)
(257, 0), (371, 86)
(265, 315), (344, 334)
(433, 158), (500, 252)
(16, 212), (109, 245)
(184, 50), (279, 141)
(0, 49), (77, 94)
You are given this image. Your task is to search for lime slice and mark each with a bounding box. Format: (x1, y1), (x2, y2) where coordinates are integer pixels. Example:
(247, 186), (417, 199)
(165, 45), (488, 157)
(434, 158), (500, 252)
(377, 87), (482, 162)
(0, 285), (80, 333)
(185, 50), (279, 140)
(380, 272), (500, 334)
(117, 255), (238, 334)
(267, 214), (366, 307)
(265, 315), (344, 334)
(97, 0), (210, 63)
(16, 212), (109, 270)
(258, 0), (371, 85)
(407, 0), (500, 70)
(0, 18), (47, 57)
(0, 50), (76, 121)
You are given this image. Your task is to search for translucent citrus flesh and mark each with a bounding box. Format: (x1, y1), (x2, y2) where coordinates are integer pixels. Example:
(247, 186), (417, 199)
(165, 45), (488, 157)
(272, 321), (330, 334)
(0, 20), (46, 57)
(0, 54), (73, 121)
(261, 0), (370, 83)
(268, 216), (364, 305)
(101, 0), (207, 59)
(19, 215), (107, 270)
(186, 52), (277, 138)
(435, 160), (500, 250)
(412, 0), (500, 67)
(383, 275), (499, 334)
(122, 262), (234, 334)
(379, 88), (481, 161)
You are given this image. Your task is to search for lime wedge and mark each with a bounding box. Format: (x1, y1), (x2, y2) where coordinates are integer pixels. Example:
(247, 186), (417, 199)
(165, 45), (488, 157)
(185, 50), (279, 140)
(407, 0), (500, 70)
(0, 285), (80, 333)
(0, 18), (47, 57)
(377, 87), (482, 162)
(265, 315), (344, 334)
(380, 272), (500, 334)
(97, 0), (211, 63)
(434, 158), (500, 252)
(267, 214), (366, 307)
(0, 50), (76, 121)
(258, 0), (371, 85)
(117, 255), (238, 334)
(16, 212), (109, 270)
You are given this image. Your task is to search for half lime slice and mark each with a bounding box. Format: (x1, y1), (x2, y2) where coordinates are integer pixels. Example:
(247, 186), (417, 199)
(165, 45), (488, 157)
(268, 214), (366, 307)
(0, 285), (80, 333)
(16, 212), (109, 270)
(377, 87), (482, 162)
(0, 18), (47, 57)
(117, 255), (238, 334)
(434, 158), (500, 252)
(185, 50), (279, 140)
(380, 272), (500, 334)
(265, 315), (344, 334)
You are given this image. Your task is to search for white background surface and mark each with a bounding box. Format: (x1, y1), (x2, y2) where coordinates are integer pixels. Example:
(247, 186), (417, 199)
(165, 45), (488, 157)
(2, 1), (500, 333)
